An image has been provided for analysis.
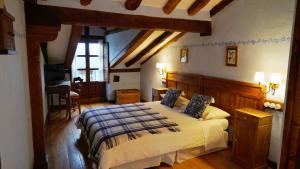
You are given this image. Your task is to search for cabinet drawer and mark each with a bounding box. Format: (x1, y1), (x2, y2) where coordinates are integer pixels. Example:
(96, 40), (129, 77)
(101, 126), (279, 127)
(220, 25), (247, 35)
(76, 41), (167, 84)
(235, 112), (258, 124)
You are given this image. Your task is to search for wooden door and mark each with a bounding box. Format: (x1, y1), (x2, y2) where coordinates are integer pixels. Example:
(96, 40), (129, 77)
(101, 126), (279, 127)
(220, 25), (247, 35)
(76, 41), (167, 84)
(280, 0), (300, 168)
(233, 115), (256, 167)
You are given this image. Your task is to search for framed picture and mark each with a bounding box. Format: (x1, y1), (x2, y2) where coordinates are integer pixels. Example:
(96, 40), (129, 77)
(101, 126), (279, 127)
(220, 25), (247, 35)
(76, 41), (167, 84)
(225, 46), (238, 66)
(180, 48), (188, 63)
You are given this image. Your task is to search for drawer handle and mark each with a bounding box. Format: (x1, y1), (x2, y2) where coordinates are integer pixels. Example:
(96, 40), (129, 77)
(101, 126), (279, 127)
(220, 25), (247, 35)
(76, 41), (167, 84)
(243, 116), (247, 120)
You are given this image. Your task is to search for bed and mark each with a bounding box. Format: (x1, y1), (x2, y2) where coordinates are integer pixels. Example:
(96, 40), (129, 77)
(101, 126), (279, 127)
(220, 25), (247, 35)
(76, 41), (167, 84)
(76, 72), (265, 169)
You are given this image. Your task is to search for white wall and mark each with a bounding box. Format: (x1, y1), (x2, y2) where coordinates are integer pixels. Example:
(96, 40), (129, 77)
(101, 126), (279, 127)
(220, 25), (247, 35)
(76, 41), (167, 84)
(140, 0), (296, 164)
(48, 24), (71, 64)
(141, 0), (294, 102)
(106, 30), (141, 101)
(0, 0), (34, 169)
(107, 71), (141, 101)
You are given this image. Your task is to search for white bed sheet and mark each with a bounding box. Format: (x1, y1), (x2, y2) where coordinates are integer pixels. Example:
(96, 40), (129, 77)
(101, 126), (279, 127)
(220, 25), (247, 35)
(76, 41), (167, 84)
(97, 102), (228, 169)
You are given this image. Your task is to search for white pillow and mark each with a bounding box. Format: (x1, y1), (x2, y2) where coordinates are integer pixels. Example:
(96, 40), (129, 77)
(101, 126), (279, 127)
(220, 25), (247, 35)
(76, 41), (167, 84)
(202, 106), (230, 120)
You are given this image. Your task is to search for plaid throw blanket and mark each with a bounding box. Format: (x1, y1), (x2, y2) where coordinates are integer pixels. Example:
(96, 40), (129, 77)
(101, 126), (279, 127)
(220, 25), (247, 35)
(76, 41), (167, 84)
(76, 103), (180, 163)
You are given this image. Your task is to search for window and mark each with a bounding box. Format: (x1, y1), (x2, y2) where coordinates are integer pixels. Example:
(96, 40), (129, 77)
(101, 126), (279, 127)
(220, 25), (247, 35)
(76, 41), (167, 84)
(72, 41), (104, 82)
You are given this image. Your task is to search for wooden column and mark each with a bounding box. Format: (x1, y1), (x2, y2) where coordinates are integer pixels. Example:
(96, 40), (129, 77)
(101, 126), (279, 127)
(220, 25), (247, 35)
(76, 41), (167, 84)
(26, 25), (60, 169)
(280, 0), (300, 168)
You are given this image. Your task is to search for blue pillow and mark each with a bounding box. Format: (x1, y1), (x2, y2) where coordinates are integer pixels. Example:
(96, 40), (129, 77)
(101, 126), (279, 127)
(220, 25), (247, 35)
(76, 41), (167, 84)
(184, 94), (213, 119)
(161, 89), (182, 108)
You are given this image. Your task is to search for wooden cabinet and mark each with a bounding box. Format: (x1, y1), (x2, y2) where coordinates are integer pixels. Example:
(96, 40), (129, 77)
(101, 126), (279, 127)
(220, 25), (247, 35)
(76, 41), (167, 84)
(233, 108), (272, 169)
(0, 9), (15, 54)
(152, 87), (168, 101)
(116, 89), (140, 104)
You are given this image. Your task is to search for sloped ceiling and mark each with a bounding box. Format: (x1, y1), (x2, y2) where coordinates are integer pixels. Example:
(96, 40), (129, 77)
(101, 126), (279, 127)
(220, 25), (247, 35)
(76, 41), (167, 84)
(47, 24), (71, 64)
(37, 0), (221, 21)
(113, 0), (221, 10)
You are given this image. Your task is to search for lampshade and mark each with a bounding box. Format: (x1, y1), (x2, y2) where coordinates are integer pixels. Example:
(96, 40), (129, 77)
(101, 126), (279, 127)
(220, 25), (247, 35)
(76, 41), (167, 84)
(269, 73), (281, 84)
(156, 63), (166, 69)
(254, 72), (265, 83)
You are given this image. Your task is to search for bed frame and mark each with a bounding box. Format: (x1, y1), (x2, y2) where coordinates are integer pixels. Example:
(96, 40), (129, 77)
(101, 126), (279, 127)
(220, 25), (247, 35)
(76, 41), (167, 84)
(166, 72), (266, 123)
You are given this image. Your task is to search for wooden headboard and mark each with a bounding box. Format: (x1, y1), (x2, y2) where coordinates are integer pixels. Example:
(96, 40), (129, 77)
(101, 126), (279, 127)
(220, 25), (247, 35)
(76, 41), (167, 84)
(166, 72), (266, 121)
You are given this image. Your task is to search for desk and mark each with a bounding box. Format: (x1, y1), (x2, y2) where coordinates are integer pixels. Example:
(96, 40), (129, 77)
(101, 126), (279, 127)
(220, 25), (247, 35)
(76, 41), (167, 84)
(46, 80), (71, 119)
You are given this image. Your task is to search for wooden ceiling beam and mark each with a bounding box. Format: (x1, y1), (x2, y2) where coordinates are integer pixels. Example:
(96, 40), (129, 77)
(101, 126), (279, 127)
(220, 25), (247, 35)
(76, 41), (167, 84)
(25, 4), (211, 33)
(125, 32), (173, 67)
(141, 32), (185, 64)
(110, 30), (154, 68)
(163, 0), (181, 14)
(125, 0), (142, 10)
(80, 0), (92, 6)
(188, 0), (211, 16)
(210, 0), (234, 16)
(65, 25), (83, 69)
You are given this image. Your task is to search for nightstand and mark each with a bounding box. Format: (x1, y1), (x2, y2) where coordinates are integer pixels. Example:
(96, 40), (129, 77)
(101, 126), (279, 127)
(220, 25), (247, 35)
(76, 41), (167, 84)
(152, 87), (168, 101)
(232, 108), (272, 169)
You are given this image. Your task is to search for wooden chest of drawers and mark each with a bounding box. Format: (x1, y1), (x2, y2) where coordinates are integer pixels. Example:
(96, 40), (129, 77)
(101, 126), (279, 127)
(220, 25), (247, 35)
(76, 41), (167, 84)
(152, 88), (168, 101)
(233, 108), (272, 169)
(116, 89), (140, 104)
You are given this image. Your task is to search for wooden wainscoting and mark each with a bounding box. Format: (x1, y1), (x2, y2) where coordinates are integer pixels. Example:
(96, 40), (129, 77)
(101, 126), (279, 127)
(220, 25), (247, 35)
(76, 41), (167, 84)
(166, 72), (266, 125)
(80, 81), (106, 103)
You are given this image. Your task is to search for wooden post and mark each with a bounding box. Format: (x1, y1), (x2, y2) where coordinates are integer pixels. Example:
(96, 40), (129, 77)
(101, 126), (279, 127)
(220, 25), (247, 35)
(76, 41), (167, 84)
(27, 37), (47, 168)
(26, 25), (60, 169)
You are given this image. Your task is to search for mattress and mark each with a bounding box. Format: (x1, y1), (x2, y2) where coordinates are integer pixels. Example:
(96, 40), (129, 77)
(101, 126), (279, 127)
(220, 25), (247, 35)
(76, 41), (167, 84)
(89, 101), (228, 169)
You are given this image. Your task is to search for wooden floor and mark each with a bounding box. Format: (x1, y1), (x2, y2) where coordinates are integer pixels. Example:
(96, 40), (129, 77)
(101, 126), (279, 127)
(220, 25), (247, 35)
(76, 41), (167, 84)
(46, 103), (247, 169)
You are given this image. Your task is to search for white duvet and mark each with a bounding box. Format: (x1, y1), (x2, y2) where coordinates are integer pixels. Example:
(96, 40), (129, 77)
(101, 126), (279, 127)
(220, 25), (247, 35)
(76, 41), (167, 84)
(97, 101), (228, 169)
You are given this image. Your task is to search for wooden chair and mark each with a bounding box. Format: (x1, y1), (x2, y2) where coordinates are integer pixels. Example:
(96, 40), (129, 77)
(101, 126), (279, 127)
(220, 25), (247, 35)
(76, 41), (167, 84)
(70, 77), (83, 115)
(56, 85), (71, 119)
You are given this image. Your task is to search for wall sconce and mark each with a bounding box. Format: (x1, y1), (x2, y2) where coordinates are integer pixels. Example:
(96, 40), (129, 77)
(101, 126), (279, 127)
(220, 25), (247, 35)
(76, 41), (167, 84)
(156, 63), (167, 76)
(254, 72), (281, 95)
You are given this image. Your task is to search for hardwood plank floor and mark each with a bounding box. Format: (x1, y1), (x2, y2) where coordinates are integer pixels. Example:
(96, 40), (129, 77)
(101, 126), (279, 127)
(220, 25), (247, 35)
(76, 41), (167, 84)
(45, 103), (253, 169)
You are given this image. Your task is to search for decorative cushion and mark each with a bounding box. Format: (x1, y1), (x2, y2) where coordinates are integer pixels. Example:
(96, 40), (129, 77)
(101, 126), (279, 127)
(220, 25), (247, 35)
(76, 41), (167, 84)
(160, 89), (182, 108)
(184, 94), (213, 119)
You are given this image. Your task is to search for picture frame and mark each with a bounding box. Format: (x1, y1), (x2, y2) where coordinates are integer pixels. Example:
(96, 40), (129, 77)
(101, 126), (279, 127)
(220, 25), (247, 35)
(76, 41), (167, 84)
(225, 46), (238, 66)
(180, 48), (188, 63)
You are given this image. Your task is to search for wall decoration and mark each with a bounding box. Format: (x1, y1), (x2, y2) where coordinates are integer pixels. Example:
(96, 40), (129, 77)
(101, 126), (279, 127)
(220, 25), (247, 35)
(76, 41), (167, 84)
(180, 48), (188, 63)
(170, 36), (291, 49)
(225, 46), (238, 66)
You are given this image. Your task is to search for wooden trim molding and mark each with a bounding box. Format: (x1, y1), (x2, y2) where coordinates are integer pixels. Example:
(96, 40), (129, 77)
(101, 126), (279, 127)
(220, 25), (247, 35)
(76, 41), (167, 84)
(110, 30), (154, 68)
(210, 0), (234, 16)
(125, 32), (173, 67)
(65, 25), (83, 69)
(109, 68), (141, 73)
(163, 0), (181, 14)
(25, 4), (212, 33)
(141, 32), (185, 64)
(26, 25), (61, 169)
(125, 0), (143, 10)
(188, 0), (211, 16)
